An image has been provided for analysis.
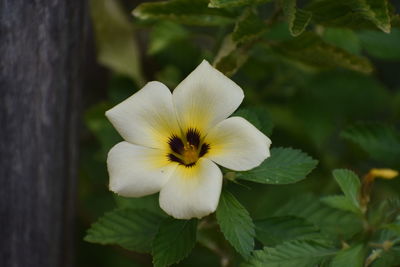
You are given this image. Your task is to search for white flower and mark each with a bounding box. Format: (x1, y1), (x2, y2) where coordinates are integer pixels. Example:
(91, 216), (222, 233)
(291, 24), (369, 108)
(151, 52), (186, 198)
(105, 60), (271, 219)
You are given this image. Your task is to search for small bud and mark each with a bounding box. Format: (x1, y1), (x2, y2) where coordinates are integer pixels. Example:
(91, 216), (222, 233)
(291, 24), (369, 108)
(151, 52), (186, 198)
(369, 168), (398, 180)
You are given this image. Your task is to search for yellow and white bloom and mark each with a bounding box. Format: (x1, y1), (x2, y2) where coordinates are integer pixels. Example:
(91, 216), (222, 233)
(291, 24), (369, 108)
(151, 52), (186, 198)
(106, 60), (271, 219)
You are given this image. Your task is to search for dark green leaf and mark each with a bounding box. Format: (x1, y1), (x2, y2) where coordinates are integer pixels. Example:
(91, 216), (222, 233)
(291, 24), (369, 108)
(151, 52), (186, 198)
(152, 219), (197, 267)
(133, 0), (234, 26)
(216, 190), (255, 259)
(84, 209), (162, 253)
(243, 240), (337, 267)
(308, 0), (391, 33)
(341, 122), (400, 166)
(90, 0), (144, 84)
(275, 194), (363, 239)
(232, 9), (267, 44)
(281, 0), (312, 36)
(371, 247), (400, 267)
(333, 169), (361, 210)
(330, 244), (365, 267)
(255, 216), (322, 246)
(114, 194), (165, 215)
(322, 27), (361, 54)
(209, 0), (271, 8)
(272, 32), (373, 73)
(213, 34), (249, 76)
(238, 147), (318, 184)
(148, 22), (188, 55)
(384, 222), (400, 236)
(358, 29), (400, 60)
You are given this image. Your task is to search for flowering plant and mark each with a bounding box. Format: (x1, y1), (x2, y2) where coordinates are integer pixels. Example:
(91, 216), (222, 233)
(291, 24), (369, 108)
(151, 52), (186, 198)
(83, 0), (400, 266)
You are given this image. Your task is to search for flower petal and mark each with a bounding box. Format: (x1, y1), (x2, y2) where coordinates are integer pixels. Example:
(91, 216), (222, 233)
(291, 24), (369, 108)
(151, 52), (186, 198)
(172, 60), (244, 134)
(106, 81), (180, 149)
(159, 158), (223, 219)
(107, 141), (177, 197)
(205, 116), (271, 171)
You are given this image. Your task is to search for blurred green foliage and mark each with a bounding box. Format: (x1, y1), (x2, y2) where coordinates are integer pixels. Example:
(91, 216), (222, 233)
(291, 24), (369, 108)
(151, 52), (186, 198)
(79, 0), (400, 266)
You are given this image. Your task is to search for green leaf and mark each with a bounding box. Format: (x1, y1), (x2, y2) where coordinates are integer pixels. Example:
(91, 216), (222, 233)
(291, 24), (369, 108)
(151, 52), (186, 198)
(255, 216), (322, 246)
(322, 27), (361, 55)
(152, 219), (197, 267)
(358, 29), (400, 60)
(330, 244), (365, 267)
(216, 190), (255, 259)
(341, 122), (400, 166)
(208, 0), (271, 8)
(233, 106), (274, 136)
(133, 0), (234, 26)
(281, 0), (312, 36)
(274, 194), (363, 239)
(272, 32), (373, 73)
(243, 240), (337, 267)
(114, 194), (165, 215)
(332, 169), (361, 210)
(90, 0), (144, 85)
(238, 147), (318, 184)
(321, 195), (361, 214)
(232, 9), (267, 44)
(84, 209), (162, 253)
(308, 0), (391, 33)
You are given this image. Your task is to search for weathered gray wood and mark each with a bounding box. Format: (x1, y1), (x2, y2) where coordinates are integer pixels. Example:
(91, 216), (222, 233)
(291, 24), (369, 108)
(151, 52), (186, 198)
(0, 0), (88, 266)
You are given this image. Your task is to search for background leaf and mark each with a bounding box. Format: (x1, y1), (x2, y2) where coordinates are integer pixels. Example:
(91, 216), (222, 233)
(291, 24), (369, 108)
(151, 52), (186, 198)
(308, 0), (391, 33)
(238, 147), (318, 184)
(281, 0), (312, 36)
(216, 190), (255, 259)
(133, 0), (234, 26)
(243, 240), (337, 267)
(341, 122), (400, 166)
(84, 209), (162, 252)
(152, 218), (197, 267)
(358, 29), (400, 60)
(232, 9), (267, 44)
(272, 32), (373, 73)
(274, 195), (363, 239)
(255, 216), (322, 246)
(208, 0), (271, 8)
(90, 0), (144, 85)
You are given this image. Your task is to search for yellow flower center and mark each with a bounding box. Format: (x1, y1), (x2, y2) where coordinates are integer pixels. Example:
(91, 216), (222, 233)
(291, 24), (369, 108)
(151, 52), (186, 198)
(182, 143), (199, 165)
(167, 128), (210, 167)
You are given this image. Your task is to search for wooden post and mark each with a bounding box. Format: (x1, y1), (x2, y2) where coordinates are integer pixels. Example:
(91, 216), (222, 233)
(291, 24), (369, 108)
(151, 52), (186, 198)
(0, 0), (88, 266)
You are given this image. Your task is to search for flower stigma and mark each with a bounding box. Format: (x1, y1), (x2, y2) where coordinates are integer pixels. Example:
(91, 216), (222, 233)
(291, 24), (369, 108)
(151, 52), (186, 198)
(167, 128), (210, 167)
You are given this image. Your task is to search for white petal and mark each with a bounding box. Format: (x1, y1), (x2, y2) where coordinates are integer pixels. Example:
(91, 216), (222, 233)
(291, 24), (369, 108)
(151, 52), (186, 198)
(107, 141), (177, 197)
(205, 116), (271, 171)
(159, 158), (223, 219)
(172, 60), (244, 134)
(106, 81), (180, 149)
